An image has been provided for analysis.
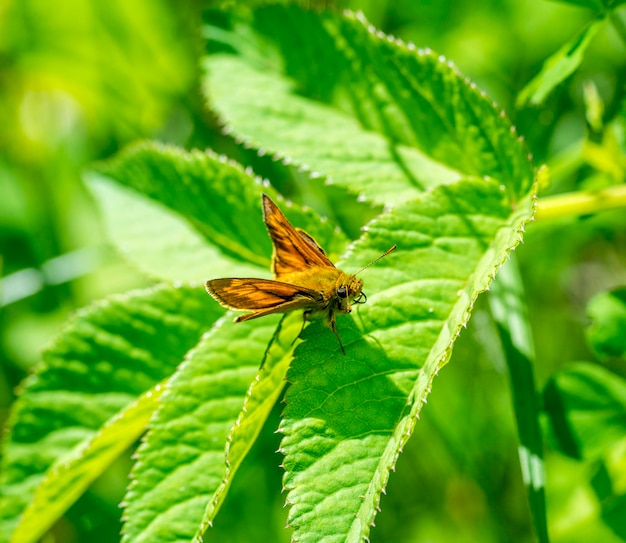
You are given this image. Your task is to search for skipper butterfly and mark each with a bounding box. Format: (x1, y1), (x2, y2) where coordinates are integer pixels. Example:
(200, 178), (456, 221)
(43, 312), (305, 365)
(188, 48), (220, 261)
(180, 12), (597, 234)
(205, 194), (395, 353)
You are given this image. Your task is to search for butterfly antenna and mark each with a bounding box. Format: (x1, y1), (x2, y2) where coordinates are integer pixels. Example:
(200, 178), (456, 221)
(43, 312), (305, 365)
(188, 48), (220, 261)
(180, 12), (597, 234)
(353, 244), (397, 277)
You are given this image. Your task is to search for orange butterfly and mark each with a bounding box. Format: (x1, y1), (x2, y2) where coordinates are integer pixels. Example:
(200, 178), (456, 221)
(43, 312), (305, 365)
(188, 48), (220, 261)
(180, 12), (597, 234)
(205, 194), (395, 353)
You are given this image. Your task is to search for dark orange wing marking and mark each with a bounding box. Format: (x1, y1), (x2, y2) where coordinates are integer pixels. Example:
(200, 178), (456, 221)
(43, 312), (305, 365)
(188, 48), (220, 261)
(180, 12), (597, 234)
(295, 228), (327, 256)
(205, 278), (322, 319)
(262, 194), (334, 278)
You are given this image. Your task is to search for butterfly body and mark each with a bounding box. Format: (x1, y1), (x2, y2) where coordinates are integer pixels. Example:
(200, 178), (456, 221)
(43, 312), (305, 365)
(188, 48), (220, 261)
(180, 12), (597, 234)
(205, 194), (393, 353)
(277, 267), (363, 312)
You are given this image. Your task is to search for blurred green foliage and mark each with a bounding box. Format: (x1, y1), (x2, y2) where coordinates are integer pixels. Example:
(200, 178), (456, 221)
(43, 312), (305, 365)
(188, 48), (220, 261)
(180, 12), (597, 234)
(0, 0), (203, 380)
(1, 0), (625, 542)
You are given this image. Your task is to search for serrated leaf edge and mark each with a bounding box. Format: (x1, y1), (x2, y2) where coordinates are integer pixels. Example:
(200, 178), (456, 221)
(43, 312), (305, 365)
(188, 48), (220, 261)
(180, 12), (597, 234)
(10, 384), (164, 543)
(278, 168), (540, 542)
(350, 172), (540, 542)
(204, 8), (535, 208)
(193, 314), (305, 541)
(118, 315), (231, 536)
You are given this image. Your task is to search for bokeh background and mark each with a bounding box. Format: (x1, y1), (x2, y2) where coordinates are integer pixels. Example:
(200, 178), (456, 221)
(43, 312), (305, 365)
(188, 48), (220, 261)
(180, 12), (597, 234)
(1, 1), (625, 542)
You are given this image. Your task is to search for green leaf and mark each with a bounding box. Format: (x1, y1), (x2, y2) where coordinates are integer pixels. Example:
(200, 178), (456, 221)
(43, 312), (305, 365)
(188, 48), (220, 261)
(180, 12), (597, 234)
(18, 7), (538, 543)
(543, 362), (626, 460)
(280, 177), (535, 543)
(200, 7), (538, 541)
(202, 6), (534, 205)
(10, 385), (165, 543)
(489, 255), (549, 543)
(86, 173), (258, 283)
(0, 284), (214, 543)
(120, 313), (299, 543)
(195, 312), (303, 541)
(516, 19), (604, 108)
(586, 287), (626, 362)
(86, 142), (347, 282)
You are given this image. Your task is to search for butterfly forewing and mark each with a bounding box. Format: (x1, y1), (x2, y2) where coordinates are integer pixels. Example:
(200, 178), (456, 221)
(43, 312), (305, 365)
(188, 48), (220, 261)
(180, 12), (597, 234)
(295, 228), (327, 256)
(262, 194), (334, 278)
(206, 278), (322, 310)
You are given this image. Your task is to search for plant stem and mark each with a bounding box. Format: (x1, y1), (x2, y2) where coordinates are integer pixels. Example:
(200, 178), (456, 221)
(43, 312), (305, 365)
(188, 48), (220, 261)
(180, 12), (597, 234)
(535, 184), (626, 221)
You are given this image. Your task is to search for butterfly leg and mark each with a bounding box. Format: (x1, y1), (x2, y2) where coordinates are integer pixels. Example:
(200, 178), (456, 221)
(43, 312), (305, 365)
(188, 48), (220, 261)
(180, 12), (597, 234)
(302, 310), (311, 330)
(292, 310), (310, 346)
(329, 310), (346, 355)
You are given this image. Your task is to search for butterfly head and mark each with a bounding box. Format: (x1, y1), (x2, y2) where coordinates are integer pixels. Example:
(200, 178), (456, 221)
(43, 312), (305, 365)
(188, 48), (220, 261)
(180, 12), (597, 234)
(332, 244), (396, 314)
(334, 276), (365, 314)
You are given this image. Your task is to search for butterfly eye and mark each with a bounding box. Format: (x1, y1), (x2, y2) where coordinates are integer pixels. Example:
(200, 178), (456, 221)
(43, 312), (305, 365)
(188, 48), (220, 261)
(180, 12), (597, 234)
(337, 285), (348, 298)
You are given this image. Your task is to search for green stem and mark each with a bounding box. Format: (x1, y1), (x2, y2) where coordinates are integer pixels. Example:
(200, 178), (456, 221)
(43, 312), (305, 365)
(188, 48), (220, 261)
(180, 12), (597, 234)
(535, 184), (626, 221)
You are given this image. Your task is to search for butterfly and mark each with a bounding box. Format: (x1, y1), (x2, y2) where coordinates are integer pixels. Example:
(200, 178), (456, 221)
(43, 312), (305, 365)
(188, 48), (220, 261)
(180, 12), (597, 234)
(205, 194), (395, 354)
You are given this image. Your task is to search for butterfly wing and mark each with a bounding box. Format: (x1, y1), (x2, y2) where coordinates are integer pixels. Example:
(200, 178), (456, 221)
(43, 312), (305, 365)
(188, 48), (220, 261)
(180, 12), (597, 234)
(295, 227), (328, 256)
(262, 194), (335, 278)
(205, 277), (323, 321)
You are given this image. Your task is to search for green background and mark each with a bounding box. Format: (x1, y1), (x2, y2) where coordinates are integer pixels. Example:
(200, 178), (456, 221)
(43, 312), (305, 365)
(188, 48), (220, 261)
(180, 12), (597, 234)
(1, 1), (625, 542)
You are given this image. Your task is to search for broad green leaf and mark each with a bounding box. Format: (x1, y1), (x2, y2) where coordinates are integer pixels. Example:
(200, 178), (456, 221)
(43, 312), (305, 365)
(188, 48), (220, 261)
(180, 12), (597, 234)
(489, 255), (549, 543)
(11, 385), (165, 543)
(121, 313), (298, 543)
(59, 7), (537, 543)
(86, 174), (261, 283)
(202, 6), (534, 205)
(194, 312), (303, 541)
(280, 177), (535, 543)
(516, 19), (604, 108)
(0, 284), (214, 543)
(87, 142), (348, 281)
(543, 362), (626, 460)
(586, 287), (626, 362)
